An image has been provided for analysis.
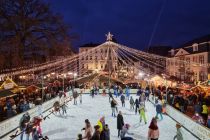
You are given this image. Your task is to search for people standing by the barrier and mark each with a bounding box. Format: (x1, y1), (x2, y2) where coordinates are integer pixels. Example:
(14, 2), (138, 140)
(121, 94), (125, 107)
(201, 103), (208, 123)
(207, 114), (210, 128)
(155, 102), (163, 120)
(194, 102), (202, 114)
(111, 98), (117, 117)
(139, 103), (147, 124)
(192, 113), (204, 125)
(117, 111), (124, 137)
(82, 119), (93, 140)
(148, 118), (159, 140)
(129, 96), (134, 110)
(134, 98), (140, 115)
(173, 123), (183, 140)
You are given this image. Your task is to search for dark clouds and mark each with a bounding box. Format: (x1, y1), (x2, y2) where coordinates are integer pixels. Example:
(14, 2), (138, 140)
(46, 0), (210, 50)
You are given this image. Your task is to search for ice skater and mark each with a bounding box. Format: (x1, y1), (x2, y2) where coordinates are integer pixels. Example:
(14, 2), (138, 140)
(79, 92), (82, 104)
(129, 96), (134, 110)
(156, 102), (163, 120)
(120, 94), (125, 107)
(134, 98), (140, 114)
(139, 103), (147, 124)
(61, 102), (68, 116)
(73, 91), (78, 105)
(120, 124), (134, 140)
(111, 98), (117, 117)
(173, 123), (183, 140)
(125, 86), (130, 100)
(108, 90), (113, 103)
(117, 111), (124, 137)
(81, 119), (93, 140)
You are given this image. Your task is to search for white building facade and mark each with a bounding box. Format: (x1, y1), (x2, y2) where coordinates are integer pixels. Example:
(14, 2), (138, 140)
(166, 42), (210, 82)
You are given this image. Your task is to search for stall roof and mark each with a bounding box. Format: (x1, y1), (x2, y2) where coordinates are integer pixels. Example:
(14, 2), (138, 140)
(0, 89), (16, 99)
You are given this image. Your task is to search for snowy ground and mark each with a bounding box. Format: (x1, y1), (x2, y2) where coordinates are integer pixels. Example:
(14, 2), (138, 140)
(18, 94), (198, 140)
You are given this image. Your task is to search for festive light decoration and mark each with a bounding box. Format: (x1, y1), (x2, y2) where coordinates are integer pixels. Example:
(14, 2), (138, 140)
(0, 33), (209, 85)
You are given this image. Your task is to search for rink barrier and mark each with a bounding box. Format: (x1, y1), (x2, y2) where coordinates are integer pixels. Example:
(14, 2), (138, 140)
(166, 105), (210, 140)
(149, 95), (210, 140)
(75, 88), (138, 94)
(0, 96), (59, 139)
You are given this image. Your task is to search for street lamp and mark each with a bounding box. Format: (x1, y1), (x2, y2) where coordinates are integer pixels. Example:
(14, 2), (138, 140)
(73, 73), (77, 88)
(63, 74), (66, 92)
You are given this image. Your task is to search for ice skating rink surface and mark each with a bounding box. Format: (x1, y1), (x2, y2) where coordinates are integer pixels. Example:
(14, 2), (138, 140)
(19, 95), (198, 140)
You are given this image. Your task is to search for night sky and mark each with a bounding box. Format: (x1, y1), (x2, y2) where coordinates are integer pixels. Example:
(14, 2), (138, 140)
(46, 0), (210, 50)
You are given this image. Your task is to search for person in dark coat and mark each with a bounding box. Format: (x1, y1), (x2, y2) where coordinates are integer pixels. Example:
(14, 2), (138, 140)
(117, 111), (124, 137)
(100, 124), (110, 140)
(91, 125), (100, 140)
(73, 91), (78, 105)
(111, 98), (117, 117)
(134, 99), (139, 114)
(194, 102), (202, 114)
(108, 91), (113, 103)
(120, 94), (125, 107)
(156, 102), (163, 120)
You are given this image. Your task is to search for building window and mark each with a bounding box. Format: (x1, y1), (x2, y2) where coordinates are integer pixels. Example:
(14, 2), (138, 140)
(86, 56), (88, 60)
(167, 61), (170, 66)
(82, 64), (84, 68)
(193, 56), (198, 63)
(199, 55), (204, 64)
(186, 58), (190, 65)
(192, 43), (198, 52)
(101, 65), (103, 69)
(101, 49), (103, 53)
(90, 56), (92, 60)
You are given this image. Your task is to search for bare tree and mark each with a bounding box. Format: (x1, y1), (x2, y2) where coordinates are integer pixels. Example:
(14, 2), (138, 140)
(0, 0), (73, 68)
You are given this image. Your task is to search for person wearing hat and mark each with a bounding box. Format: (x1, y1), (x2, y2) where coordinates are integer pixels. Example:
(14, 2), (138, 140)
(91, 125), (100, 140)
(82, 119), (93, 140)
(173, 123), (183, 140)
(120, 123), (134, 139)
(77, 134), (82, 140)
(97, 116), (105, 133)
(100, 124), (110, 140)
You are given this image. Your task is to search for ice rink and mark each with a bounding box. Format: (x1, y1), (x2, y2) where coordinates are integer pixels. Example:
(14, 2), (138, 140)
(18, 94), (198, 140)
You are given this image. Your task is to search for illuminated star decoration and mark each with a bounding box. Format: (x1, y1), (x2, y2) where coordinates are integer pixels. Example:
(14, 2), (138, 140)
(106, 32), (113, 41)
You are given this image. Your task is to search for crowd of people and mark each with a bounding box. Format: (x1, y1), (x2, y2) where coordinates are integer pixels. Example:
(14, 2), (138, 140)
(3, 83), (209, 140)
(151, 85), (210, 128)
(74, 85), (184, 140)
(0, 84), (73, 122)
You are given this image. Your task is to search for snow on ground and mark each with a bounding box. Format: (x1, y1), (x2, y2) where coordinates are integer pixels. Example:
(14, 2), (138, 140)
(18, 94), (198, 140)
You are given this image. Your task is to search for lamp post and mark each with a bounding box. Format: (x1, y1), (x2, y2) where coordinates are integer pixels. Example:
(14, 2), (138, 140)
(73, 73), (77, 89)
(63, 74), (66, 92)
